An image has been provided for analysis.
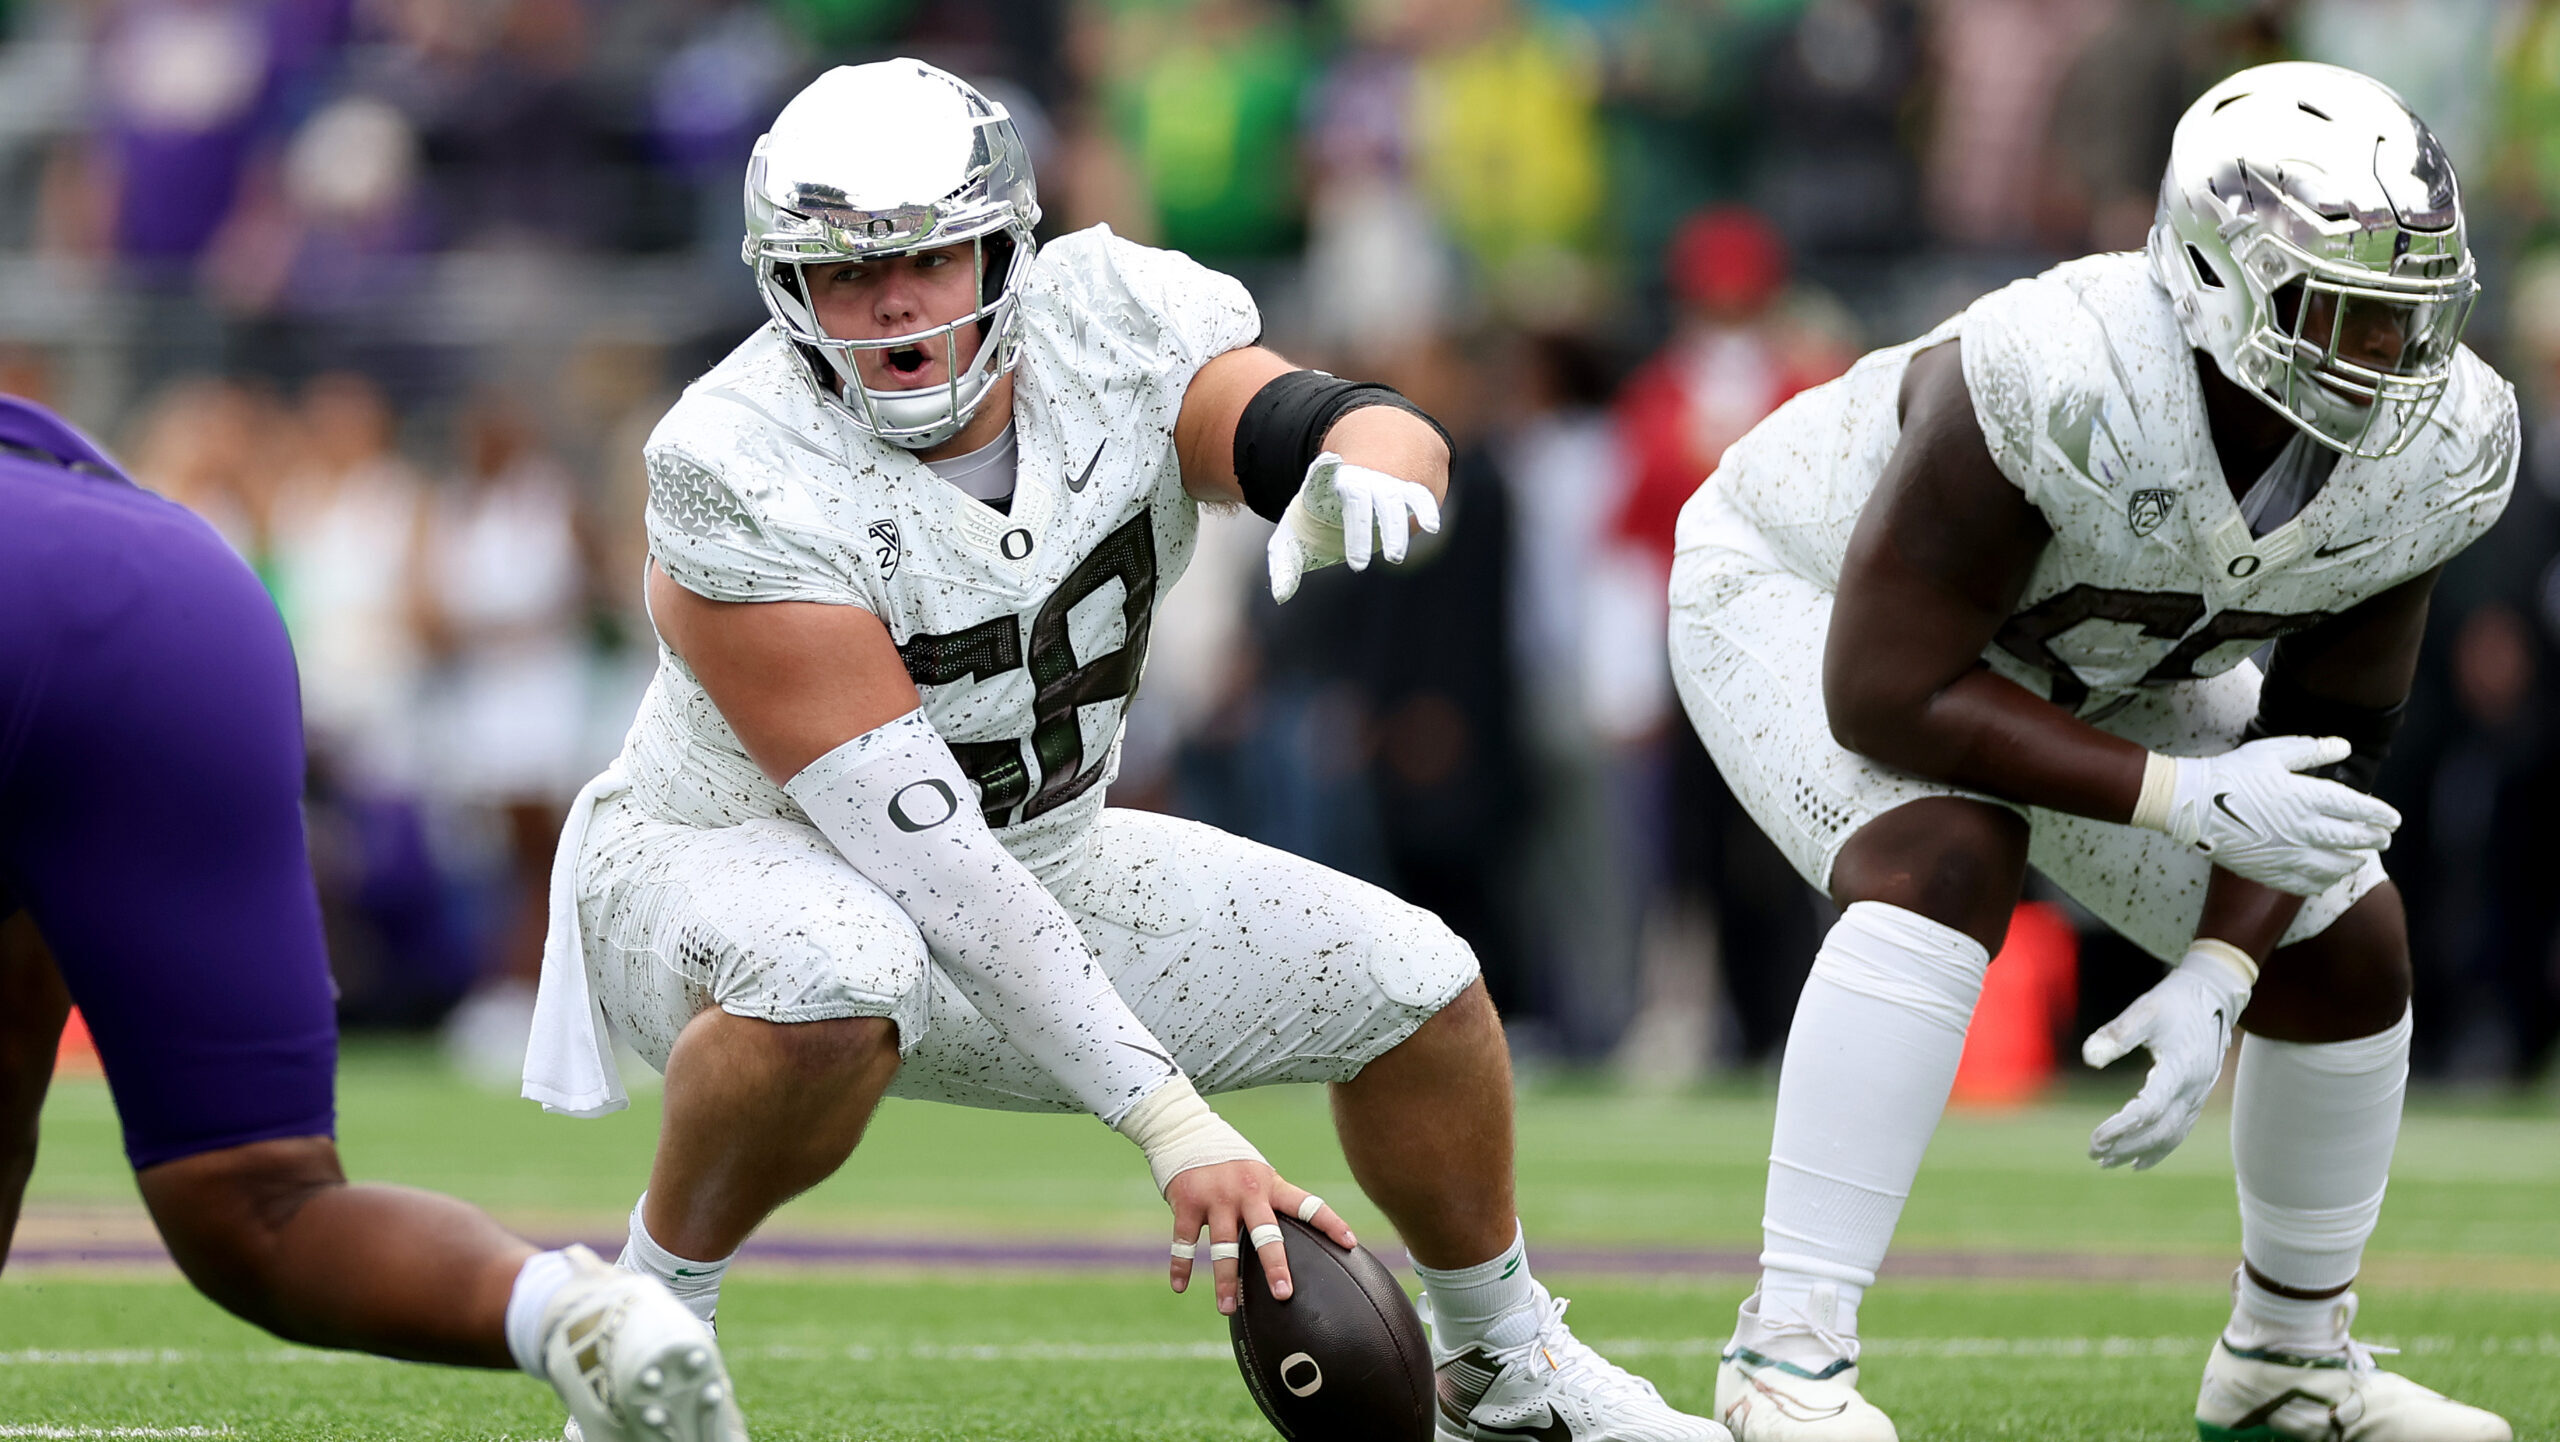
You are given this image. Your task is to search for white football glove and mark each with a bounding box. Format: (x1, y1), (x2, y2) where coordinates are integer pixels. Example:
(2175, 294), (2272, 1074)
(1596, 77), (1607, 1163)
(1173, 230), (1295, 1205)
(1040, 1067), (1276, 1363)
(2082, 940), (2256, 1170)
(1265, 451), (1442, 603)
(2132, 736), (2400, 897)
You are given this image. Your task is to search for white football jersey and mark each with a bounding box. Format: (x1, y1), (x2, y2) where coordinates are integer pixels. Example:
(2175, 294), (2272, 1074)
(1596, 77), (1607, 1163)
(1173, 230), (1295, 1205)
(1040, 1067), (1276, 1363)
(1688, 251), (2517, 714)
(620, 225), (1260, 879)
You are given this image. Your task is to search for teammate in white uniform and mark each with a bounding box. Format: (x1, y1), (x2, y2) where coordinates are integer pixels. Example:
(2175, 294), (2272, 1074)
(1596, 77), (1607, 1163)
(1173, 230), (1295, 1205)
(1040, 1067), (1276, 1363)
(522, 60), (1716, 1442)
(1668, 65), (2512, 1441)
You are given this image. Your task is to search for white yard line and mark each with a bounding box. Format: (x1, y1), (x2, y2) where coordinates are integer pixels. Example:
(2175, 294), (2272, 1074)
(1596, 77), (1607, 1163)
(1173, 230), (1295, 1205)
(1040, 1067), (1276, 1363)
(3, 1336), (2554, 1369)
(0, 1429), (233, 1438)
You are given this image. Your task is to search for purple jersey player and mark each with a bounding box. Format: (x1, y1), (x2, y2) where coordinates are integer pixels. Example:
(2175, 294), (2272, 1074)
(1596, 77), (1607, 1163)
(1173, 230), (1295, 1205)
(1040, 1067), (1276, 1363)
(0, 395), (746, 1442)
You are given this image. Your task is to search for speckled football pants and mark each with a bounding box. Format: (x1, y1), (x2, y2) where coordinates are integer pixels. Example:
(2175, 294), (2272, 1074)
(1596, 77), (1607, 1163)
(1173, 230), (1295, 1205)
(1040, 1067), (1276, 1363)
(575, 800), (1481, 1108)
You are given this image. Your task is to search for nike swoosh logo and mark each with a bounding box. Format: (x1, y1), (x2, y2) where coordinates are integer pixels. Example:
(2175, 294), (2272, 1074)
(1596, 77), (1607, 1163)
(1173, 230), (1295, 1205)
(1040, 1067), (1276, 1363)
(1474, 1408), (1573, 1442)
(2211, 793), (2258, 836)
(1068, 439), (1106, 493)
(1115, 1039), (1179, 1074)
(2312, 536), (2377, 558)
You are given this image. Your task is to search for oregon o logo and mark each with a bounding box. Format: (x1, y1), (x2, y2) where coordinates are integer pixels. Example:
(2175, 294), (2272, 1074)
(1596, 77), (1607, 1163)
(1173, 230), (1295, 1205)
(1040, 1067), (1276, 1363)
(1001, 528), (1034, 560)
(1278, 1352), (1322, 1397)
(2227, 554), (2261, 578)
(887, 779), (958, 832)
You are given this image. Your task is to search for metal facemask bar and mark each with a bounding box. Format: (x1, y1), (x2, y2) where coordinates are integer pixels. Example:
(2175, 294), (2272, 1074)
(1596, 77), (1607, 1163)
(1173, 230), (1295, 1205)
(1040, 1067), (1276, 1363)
(756, 230), (1031, 450)
(2231, 232), (2477, 459)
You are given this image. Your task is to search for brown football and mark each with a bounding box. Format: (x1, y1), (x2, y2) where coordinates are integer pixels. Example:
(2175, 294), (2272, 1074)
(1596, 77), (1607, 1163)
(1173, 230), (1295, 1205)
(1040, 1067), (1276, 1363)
(1229, 1215), (1435, 1442)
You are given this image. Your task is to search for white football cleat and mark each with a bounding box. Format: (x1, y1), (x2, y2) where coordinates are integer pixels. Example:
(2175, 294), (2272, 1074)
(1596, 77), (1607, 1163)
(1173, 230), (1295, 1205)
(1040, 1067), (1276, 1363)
(539, 1246), (748, 1442)
(2197, 1292), (2510, 1442)
(1423, 1288), (1729, 1442)
(1713, 1346), (1897, 1442)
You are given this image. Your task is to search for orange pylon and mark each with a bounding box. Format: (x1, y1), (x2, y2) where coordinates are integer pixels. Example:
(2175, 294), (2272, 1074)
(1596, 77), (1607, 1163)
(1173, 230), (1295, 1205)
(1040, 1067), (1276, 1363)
(1952, 901), (2077, 1107)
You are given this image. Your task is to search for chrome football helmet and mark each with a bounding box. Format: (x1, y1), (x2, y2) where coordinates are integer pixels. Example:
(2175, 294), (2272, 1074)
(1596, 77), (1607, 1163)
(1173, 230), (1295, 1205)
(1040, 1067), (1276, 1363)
(744, 59), (1040, 450)
(2149, 61), (2476, 459)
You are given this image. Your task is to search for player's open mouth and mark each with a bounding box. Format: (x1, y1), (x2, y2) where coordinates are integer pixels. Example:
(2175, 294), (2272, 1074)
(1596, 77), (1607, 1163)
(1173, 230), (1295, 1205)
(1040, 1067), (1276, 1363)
(885, 345), (931, 378)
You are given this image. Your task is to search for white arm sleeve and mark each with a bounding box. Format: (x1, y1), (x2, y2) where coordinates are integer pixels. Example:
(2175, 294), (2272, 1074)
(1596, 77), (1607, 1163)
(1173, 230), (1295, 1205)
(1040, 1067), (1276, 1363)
(780, 710), (1187, 1128)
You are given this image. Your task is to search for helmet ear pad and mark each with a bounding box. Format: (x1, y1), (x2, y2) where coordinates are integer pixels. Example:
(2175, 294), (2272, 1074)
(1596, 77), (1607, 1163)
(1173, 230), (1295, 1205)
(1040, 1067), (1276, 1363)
(978, 231), (1015, 314)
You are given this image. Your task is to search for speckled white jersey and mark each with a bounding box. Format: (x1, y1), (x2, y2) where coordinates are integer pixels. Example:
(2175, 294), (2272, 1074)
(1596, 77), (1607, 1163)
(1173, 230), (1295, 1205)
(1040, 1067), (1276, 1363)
(629, 224), (1258, 880)
(1696, 251), (2516, 716)
(1669, 251), (2516, 958)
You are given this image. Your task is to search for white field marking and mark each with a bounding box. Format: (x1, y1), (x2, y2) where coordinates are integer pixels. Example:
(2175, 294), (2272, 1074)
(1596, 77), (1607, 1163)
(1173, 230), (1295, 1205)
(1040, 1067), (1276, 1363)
(1592, 1335), (2560, 1361)
(5, 1337), (2557, 1369)
(0, 1428), (233, 1438)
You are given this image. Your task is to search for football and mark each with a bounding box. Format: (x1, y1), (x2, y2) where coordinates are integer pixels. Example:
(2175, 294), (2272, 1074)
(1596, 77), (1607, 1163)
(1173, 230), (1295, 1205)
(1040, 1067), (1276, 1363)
(1228, 1215), (1436, 1442)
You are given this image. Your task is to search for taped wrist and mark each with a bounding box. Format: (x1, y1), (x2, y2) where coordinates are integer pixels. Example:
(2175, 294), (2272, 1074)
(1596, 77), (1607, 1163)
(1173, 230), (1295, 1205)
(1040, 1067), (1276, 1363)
(1113, 1074), (1265, 1194)
(2243, 665), (2403, 793)
(2183, 937), (2261, 990)
(2131, 752), (2184, 837)
(783, 711), (1183, 1125)
(1233, 369), (1451, 523)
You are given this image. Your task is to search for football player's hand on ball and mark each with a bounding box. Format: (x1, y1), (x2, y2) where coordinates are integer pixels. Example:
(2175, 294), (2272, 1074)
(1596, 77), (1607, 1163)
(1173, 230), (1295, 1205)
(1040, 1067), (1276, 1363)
(2156, 736), (2400, 896)
(2081, 941), (2256, 1169)
(1266, 452), (1442, 603)
(1167, 1160), (1357, 1316)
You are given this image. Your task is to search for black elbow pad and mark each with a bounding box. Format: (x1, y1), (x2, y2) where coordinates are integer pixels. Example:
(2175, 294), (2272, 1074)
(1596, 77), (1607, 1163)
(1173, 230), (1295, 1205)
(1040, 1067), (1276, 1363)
(2243, 666), (2405, 793)
(1231, 369), (1451, 523)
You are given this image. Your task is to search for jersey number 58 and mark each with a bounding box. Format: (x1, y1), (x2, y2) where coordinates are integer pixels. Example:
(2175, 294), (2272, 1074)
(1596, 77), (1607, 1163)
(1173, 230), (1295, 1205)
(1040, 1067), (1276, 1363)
(894, 514), (1158, 827)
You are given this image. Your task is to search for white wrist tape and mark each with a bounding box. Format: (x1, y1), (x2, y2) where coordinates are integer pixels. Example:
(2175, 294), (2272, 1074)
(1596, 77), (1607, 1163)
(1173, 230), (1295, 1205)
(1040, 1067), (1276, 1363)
(2183, 937), (2261, 989)
(2131, 752), (2181, 835)
(1114, 1075), (1266, 1195)
(784, 710), (1182, 1127)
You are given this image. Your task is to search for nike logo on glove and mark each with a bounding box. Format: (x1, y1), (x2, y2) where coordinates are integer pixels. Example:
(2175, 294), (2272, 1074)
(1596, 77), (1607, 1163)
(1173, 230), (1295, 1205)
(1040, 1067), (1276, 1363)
(1068, 439), (1107, 493)
(2212, 792), (2257, 835)
(2313, 535), (2378, 558)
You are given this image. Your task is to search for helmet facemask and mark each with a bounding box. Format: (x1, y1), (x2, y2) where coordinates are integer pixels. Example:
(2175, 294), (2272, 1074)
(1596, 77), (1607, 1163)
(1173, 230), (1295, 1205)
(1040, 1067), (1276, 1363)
(2223, 214), (2476, 459)
(755, 226), (1034, 451)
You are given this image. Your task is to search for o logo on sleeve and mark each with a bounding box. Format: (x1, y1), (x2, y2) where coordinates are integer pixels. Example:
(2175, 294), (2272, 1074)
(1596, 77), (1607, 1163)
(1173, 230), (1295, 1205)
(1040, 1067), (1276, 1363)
(2227, 554), (2261, 578)
(1278, 1352), (1323, 1397)
(887, 779), (959, 832)
(1000, 528), (1035, 560)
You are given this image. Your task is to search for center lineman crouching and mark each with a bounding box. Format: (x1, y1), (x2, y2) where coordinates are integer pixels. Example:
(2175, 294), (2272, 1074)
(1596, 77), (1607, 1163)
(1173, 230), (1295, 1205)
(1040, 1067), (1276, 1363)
(523, 61), (1717, 1442)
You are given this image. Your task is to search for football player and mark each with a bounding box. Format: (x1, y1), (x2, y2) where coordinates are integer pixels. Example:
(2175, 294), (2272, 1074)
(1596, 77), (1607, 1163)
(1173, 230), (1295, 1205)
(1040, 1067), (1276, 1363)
(523, 60), (1717, 1442)
(1668, 64), (2513, 1442)
(0, 396), (747, 1442)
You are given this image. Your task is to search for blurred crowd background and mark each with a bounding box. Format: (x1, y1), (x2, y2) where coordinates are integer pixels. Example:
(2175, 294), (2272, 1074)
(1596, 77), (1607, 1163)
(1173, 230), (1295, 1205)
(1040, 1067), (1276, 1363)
(6, 0), (2559, 1089)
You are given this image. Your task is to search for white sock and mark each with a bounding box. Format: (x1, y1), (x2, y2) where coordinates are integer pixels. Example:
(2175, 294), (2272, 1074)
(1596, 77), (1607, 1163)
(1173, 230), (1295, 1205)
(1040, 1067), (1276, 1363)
(1415, 1222), (1547, 1351)
(619, 1193), (731, 1327)
(2230, 1269), (2355, 1349)
(503, 1249), (576, 1378)
(1745, 901), (1988, 1366)
(2229, 1007), (2410, 1340)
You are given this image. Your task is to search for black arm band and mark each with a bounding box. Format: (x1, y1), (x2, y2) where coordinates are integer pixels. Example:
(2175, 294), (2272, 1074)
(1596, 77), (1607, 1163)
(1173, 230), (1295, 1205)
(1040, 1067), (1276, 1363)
(2242, 662), (2406, 793)
(1231, 369), (1453, 524)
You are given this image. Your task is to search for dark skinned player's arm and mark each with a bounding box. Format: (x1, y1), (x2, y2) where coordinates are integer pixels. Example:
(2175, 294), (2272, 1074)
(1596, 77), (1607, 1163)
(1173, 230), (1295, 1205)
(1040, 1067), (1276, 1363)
(2192, 565), (2442, 961)
(1823, 340), (2153, 821)
(0, 911), (73, 1268)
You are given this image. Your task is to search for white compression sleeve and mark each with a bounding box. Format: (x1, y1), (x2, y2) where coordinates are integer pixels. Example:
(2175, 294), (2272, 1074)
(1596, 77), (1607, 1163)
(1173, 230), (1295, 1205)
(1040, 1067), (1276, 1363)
(2231, 1007), (2411, 1297)
(783, 710), (1179, 1126)
(1754, 901), (1989, 1351)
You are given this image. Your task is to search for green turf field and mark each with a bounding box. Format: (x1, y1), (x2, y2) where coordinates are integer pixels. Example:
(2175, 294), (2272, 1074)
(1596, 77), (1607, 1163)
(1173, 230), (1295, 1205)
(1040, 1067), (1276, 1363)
(6, 1041), (2556, 1440)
